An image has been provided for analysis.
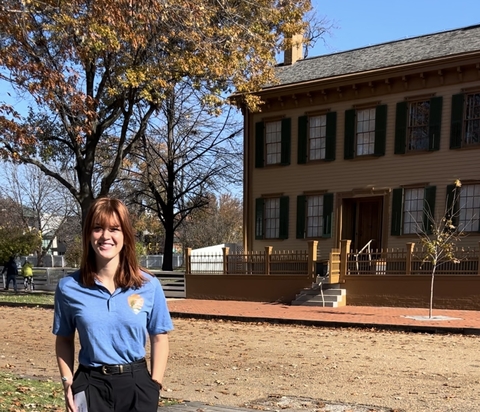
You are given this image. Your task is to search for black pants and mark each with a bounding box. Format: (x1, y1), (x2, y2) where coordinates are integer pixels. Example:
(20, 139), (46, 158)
(5, 275), (17, 292)
(72, 362), (160, 412)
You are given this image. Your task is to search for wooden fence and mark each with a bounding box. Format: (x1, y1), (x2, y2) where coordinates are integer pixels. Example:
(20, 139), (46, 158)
(185, 246), (313, 277)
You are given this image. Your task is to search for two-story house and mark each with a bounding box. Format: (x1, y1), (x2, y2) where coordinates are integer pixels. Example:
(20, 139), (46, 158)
(243, 24), (480, 261)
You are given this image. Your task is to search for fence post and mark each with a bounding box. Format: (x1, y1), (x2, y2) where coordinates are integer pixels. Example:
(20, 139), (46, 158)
(339, 239), (351, 283)
(406, 242), (415, 275)
(308, 240), (318, 281)
(478, 242), (480, 275)
(265, 246), (272, 275)
(185, 248), (192, 275)
(222, 247), (229, 274)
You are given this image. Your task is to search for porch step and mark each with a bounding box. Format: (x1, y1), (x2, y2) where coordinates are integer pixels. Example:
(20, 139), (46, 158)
(291, 283), (346, 307)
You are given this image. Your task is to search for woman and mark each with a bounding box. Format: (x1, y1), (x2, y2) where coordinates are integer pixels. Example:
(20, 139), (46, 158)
(53, 197), (173, 412)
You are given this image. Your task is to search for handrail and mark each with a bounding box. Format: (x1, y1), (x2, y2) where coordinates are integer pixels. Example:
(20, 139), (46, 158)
(353, 239), (375, 272)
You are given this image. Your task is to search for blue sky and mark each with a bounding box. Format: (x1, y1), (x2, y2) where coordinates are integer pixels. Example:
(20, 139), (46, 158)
(310, 0), (480, 56)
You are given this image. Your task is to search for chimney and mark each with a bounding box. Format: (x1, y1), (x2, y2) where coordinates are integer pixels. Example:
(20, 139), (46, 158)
(284, 33), (303, 65)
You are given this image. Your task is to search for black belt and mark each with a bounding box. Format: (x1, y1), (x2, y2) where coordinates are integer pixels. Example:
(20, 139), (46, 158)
(80, 358), (147, 375)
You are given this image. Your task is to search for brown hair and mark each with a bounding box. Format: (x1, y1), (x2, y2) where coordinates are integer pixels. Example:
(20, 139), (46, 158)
(80, 197), (148, 288)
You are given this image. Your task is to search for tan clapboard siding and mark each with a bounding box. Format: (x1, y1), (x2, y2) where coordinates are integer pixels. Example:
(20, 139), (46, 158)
(248, 74), (480, 253)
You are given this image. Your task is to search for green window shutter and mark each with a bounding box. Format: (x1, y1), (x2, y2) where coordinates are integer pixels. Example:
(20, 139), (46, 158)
(344, 109), (356, 159)
(296, 195), (306, 239)
(394, 102), (407, 154)
(428, 97), (443, 151)
(297, 116), (308, 164)
(445, 184), (459, 228)
(279, 196), (289, 239)
(391, 188), (403, 235)
(423, 186), (437, 235)
(322, 193), (334, 238)
(255, 122), (264, 168)
(325, 111), (337, 161)
(280, 118), (291, 165)
(374, 104), (387, 156)
(450, 94), (464, 149)
(255, 198), (264, 239)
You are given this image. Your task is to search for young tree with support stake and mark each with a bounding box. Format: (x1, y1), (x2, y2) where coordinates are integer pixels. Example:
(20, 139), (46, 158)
(416, 180), (472, 319)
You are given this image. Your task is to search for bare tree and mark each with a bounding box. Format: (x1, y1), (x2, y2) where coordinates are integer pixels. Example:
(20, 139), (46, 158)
(127, 81), (243, 270)
(415, 180), (473, 318)
(0, 162), (78, 265)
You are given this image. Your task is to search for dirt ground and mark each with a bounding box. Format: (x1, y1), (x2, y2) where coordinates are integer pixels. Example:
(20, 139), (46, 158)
(1, 306), (480, 412)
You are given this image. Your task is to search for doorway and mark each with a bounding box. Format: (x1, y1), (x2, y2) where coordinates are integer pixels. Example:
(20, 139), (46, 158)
(341, 196), (384, 252)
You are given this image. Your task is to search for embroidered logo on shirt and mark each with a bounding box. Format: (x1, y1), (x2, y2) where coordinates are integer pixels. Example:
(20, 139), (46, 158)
(128, 294), (144, 314)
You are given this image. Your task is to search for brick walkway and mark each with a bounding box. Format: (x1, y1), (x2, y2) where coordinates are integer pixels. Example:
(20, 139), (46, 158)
(167, 298), (480, 334)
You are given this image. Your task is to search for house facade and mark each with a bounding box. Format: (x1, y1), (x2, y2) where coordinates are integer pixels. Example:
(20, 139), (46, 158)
(242, 25), (480, 259)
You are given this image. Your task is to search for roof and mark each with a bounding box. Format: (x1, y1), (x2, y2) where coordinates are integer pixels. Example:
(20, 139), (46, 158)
(273, 24), (480, 88)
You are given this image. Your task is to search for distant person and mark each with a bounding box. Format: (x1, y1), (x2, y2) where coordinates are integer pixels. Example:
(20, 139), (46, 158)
(2, 256), (18, 293)
(22, 260), (34, 291)
(53, 197), (173, 412)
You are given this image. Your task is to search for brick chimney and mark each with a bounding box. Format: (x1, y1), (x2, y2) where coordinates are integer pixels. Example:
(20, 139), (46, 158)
(284, 33), (303, 65)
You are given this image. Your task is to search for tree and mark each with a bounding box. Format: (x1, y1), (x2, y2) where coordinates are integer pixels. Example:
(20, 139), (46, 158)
(0, 196), (41, 263)
(416, 180), (471, 318)
(0, 0), (314, 222)
(0, 162), (78, 265)
(179, 193), (243, 250)
(127, 80), (243, 270)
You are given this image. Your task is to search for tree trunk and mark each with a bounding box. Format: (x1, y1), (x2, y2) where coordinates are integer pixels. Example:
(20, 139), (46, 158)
(162, 226), (174, 271)
(429, 266), (436, 319)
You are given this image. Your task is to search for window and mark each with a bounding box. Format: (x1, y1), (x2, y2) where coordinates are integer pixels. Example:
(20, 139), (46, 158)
(450, 93), (480, 149)
(344, 105), (387, 159)
(265, 121), (282, 165)
(356, 108), (376, 155)
(458, 184), (480, 232)
(391, 186), (436, 235)
(296, 193), (334, 239)
(309, 115), (327, 160)
(395, 97), (443, 154)
(403, 188), (425, 234)
(255, 119), (291, 167)
(407, 101), (430, 151)
(297, 112), (336, 163)
(255, 196), (289, 239)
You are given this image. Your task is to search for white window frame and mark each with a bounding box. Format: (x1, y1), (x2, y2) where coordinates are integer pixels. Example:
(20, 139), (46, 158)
(459, 184), (480, 232)
(264, 198), (280, 239)
(403, 188), (424, 234)
(407, 100), (430, 151)
(356, 108), (375, 156)
(464, 93), (480, 146)
(308, 115), (326, 160)
(306, 195), (323, 238)
(265, 121), (282, 165)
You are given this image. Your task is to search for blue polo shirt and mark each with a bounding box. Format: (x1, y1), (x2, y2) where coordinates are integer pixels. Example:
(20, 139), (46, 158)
(52, 270), (174, 367)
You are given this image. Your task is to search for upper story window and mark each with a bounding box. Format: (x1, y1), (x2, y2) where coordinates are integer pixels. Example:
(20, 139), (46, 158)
(391, 186), (436, 235)
(395, 97), (443, 154)
(344, 105), (387, 159)
(407, 101), (430, 151)
(450, 92), (480, 149)
(255, 119), (291, 168)
(297, 112), (336, 163)
(265, 121), (282, 165)
(255, 196), (289, 239)
(296, 193), (333, 239)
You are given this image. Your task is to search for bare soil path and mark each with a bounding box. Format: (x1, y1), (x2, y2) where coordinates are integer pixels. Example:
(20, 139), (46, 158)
(1, 306), (479, 412)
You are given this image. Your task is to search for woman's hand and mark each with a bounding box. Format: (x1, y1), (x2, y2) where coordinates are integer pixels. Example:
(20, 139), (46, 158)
(62, 380), (76, 412)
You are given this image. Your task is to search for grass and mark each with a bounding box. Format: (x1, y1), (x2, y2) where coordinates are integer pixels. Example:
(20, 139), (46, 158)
(0, 292), (54, 306)
(0, 372), (64, 412)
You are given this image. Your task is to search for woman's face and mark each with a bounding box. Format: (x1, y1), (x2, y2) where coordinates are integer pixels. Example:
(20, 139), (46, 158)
(90, 213), (124, 267)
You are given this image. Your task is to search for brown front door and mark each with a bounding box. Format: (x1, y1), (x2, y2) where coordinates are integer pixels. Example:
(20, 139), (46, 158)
(342, 197), (383, 251)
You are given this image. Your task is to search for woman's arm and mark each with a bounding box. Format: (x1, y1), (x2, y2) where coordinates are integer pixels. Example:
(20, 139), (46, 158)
(150, 332), (169, 388)
(55, 334), (76, 412)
